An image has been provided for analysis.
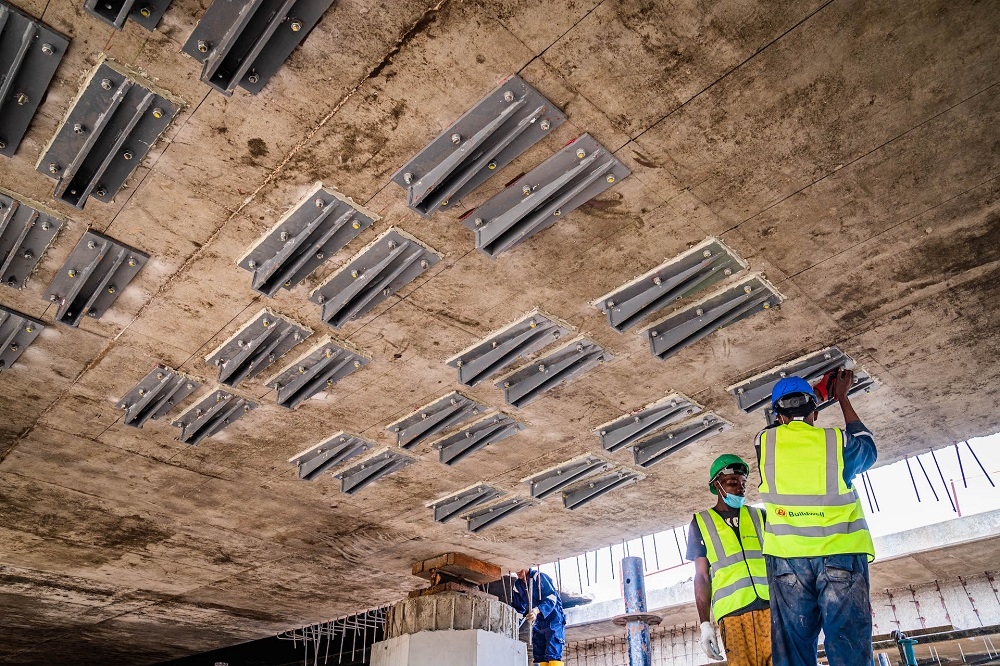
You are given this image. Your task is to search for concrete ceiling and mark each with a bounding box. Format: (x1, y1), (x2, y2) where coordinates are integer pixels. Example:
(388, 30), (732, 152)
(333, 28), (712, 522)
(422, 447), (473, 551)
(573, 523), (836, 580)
(1, 0), (998, 663)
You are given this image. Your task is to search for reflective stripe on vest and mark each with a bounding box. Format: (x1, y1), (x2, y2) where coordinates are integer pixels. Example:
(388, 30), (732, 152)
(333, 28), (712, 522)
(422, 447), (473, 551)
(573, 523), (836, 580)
(695, 506), (769, 620)
(758, 423), (875, 559)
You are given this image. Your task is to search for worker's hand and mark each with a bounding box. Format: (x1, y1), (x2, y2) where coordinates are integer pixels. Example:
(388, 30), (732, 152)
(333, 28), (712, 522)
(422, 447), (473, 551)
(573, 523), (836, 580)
(699, 621), (724, 661)
(526, 608), (539, 623)
(832, 367), (855, 402)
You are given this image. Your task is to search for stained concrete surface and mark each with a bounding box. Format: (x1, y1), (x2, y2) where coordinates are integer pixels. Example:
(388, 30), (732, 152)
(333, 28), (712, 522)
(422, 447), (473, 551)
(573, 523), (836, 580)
(0, 0), (998, 663)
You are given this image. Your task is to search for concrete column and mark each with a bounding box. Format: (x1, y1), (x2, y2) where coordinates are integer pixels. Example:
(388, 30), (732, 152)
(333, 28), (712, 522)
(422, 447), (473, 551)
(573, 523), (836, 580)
(370, 592), (527, 666)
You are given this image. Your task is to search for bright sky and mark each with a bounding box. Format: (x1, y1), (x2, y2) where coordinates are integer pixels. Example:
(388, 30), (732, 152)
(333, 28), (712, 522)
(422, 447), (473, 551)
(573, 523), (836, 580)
(540, 431), (1000, 604)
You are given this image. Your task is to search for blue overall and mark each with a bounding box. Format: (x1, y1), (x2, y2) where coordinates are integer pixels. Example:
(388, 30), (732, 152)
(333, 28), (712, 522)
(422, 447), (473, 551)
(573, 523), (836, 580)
(512, 570), (565, 663)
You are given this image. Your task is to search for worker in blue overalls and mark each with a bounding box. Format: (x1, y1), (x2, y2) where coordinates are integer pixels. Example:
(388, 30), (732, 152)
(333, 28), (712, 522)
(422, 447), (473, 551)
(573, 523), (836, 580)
(511, 568), (566, 666)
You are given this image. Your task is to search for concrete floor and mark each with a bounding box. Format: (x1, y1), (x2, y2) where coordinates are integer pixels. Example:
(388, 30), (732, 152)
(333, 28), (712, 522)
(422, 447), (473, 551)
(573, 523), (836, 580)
(0, 0), (999, 663)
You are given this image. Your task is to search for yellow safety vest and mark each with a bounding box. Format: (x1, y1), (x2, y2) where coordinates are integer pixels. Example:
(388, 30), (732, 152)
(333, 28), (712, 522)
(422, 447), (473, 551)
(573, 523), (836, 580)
(757, 421), (875, 559)
(694, 506), (770, 621)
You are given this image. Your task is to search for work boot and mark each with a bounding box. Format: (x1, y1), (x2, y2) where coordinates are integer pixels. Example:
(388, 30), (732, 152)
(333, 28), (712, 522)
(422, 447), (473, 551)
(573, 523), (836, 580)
(548, 661), (564, 666)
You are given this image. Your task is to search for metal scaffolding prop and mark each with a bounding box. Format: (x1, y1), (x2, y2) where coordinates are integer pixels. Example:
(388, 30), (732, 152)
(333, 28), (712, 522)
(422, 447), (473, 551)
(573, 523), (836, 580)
(614, 557), (662, 666)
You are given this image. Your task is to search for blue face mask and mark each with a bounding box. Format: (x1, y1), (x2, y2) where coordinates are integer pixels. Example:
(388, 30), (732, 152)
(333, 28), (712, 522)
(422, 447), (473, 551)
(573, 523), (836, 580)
(722, 492), (746, 509)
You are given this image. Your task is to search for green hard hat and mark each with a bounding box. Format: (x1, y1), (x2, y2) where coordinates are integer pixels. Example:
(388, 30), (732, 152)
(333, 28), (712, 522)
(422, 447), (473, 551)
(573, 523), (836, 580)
(709, 454), (750, 494)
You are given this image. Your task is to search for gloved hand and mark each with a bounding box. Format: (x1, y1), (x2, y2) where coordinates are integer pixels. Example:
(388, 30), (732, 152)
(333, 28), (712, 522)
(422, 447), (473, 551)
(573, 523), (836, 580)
(700, 621), (724, 661)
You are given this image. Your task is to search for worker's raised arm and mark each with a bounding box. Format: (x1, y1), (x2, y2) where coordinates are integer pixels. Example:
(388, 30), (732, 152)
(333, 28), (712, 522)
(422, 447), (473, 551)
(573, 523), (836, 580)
(834, 368), (878, 484)
(694, 556), (712, 624)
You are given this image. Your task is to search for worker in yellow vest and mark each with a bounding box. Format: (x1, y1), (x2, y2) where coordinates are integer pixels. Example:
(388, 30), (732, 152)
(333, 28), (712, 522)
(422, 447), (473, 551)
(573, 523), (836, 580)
(687, 454), (771, 665)
(757, 369), (876, 666)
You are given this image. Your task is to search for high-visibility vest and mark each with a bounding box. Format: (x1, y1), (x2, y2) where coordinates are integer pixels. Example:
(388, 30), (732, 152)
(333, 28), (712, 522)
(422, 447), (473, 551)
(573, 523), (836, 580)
(694, 506), (770, 621)
(757, 421), (875, 559)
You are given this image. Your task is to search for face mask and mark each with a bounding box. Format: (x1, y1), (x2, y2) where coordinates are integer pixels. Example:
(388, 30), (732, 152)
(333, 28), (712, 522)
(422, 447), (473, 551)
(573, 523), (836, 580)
(722, 492), (746, 509)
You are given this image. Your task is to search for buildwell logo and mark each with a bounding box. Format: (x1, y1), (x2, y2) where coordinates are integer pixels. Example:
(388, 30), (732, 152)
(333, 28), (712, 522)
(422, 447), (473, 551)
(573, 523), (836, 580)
(775, 508), (786, 517)
(788, 510), (826, 518)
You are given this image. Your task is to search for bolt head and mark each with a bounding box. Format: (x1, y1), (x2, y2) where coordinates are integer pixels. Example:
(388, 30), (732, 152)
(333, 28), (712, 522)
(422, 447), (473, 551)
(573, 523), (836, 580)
(140, 6), (152, 17)
(723, 268), (732, 276)
(107, 285), (116, 294)
(450, 133), (461, 144)
(402, 172), (413, 184)
(122, 150), (133, 160)
(653, 276), (662, 285)
(101, 78), (113, 90)
(503, 90), (514, 102)
(522, 185), (531, 196)
(15, 93), (29, 105)
(74, 123), (85, 134)
(247, 73), (260, 84)
(744, 285), (752, 294)
(420, 259), (429, 269)
(606, 175), (615, 183)
(22, 250), (33, 260)
(152, 107), (164, 119)
(703, 250), (712, 258)
(280, 231), (289, 242)
(314, 198), (325, 209)
(351, 269), (359, 278)
(87, 240), (96, 250)
(487, 161), (497, 170)
(197, 41), (209, 53)
(553, 209), (561, 216)
(540, 119), (551, 130)
(48, 163), (61, 174)
(247, 260), (257, 269)
(96, 187), (108, 197)
(352, 220), (361, 229)
(41, 43), (54, 55)
(290, 19), (303, 31)
(538, 364), (545, 372)
(576, 148), (586, 159)
(650, 330), (658, 337)
(67, 269), (77, 278)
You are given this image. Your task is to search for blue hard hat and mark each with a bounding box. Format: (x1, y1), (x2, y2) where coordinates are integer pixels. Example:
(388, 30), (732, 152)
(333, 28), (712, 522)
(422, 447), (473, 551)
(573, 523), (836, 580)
(771, 376), (817, 408)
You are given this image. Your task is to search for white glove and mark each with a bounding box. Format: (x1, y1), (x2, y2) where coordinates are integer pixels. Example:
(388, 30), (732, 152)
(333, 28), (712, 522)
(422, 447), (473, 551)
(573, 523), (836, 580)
(700, 621), (724, 661)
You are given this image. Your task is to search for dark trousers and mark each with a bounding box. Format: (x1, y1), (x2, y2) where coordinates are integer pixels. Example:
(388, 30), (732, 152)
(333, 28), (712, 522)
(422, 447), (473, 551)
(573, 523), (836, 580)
(766, 554), (873, 666)
(531, 608), (566, 663)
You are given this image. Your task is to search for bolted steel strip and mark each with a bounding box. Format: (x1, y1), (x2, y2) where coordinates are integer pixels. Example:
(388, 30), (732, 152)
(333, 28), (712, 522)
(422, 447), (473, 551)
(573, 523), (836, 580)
(468, 133), (631, 258)
(205, 309), (311, 388)
(0, 189), (63, 289)
(632, 414), (733, 468)
(83, 0), (172, 31)
(172, 389), (257, 445)
(287, 432), (373, 481)
(117, 366), (201, 428)
(391, 74), (567, 217)
(431, 413), (524, 466)
(266, 337), (369, 410)
(462, 496), (537, 533)
(594, 237), (748, 332)
(594, 394), (702, 453)
(524, 454), (612, 499)
(182, 0), (335, 96)
(386, 391), (488, 449)
(562, 469), (644, 511)
(44, 229), (148, 327)
(335, 447), (416, 495)
(37, 58), (180, 208)
(0, 3), (68, 158)
(427, 483), (505, 524)
(497, 337), (612, 408)
(238, 183), (377, 297)
(309, 228), (440, 329)
(641, 275), (782, 361)
(0, 304), (43, 371)
(726, 346), (879, 417)
(446, 309), (572, 386)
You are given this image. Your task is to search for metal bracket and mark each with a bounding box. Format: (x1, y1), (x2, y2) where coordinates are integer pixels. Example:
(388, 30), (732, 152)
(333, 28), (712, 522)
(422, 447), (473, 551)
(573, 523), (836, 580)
(117, 365), (201, 428)
(334, 447), (416, 495)
(727, 346), (878, 418)
(524, 454), (613, 499)
(391, 74), (567, 217)
(265, 337), (368, 409)
(466, 133), (631, 258)
(642, 275), (782, 361)
(44, 230), (148, 327)
(83, 0), (171, 31)
(37, 58), (180, 208)
(431, 413), (524, 466)
(594, 394), (701, 453)
(0, 190), (63, 289)
(445, 309), (572, 386)
(287, 432), (372, 481)
(386, 391), (489, 450)
(182, 0), (335, 96)
(205, 309), (310, 388)
(309, 228), (440, 328)
(427, 483), (505, 524)
(0, 2), (68, 158)
(0, 304), (43, 371)
(237, 183), (377, 297)
(172, 389), (257, 445)
(594, 238), (748, 331)
(497, 337), (612, 408)
(633, 414), (732, 468)
(463, 496), (537, 533)
(562, 469), (644, 511)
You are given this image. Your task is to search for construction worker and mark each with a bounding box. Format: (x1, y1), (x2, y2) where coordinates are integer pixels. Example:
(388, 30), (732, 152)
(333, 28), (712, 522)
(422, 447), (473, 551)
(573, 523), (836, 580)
(511, 568), (565, 666)
(758, 369), (877, 666)
(687, 454), (771, 665)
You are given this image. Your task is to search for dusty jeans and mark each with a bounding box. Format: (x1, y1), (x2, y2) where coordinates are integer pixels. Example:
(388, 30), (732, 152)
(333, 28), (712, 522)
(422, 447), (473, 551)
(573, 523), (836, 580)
(765, 554), (873, 666)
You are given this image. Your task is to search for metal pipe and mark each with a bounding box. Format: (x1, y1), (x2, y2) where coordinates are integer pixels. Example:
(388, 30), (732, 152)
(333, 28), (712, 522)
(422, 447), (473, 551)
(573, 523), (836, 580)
(622, 557), (652, 666)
